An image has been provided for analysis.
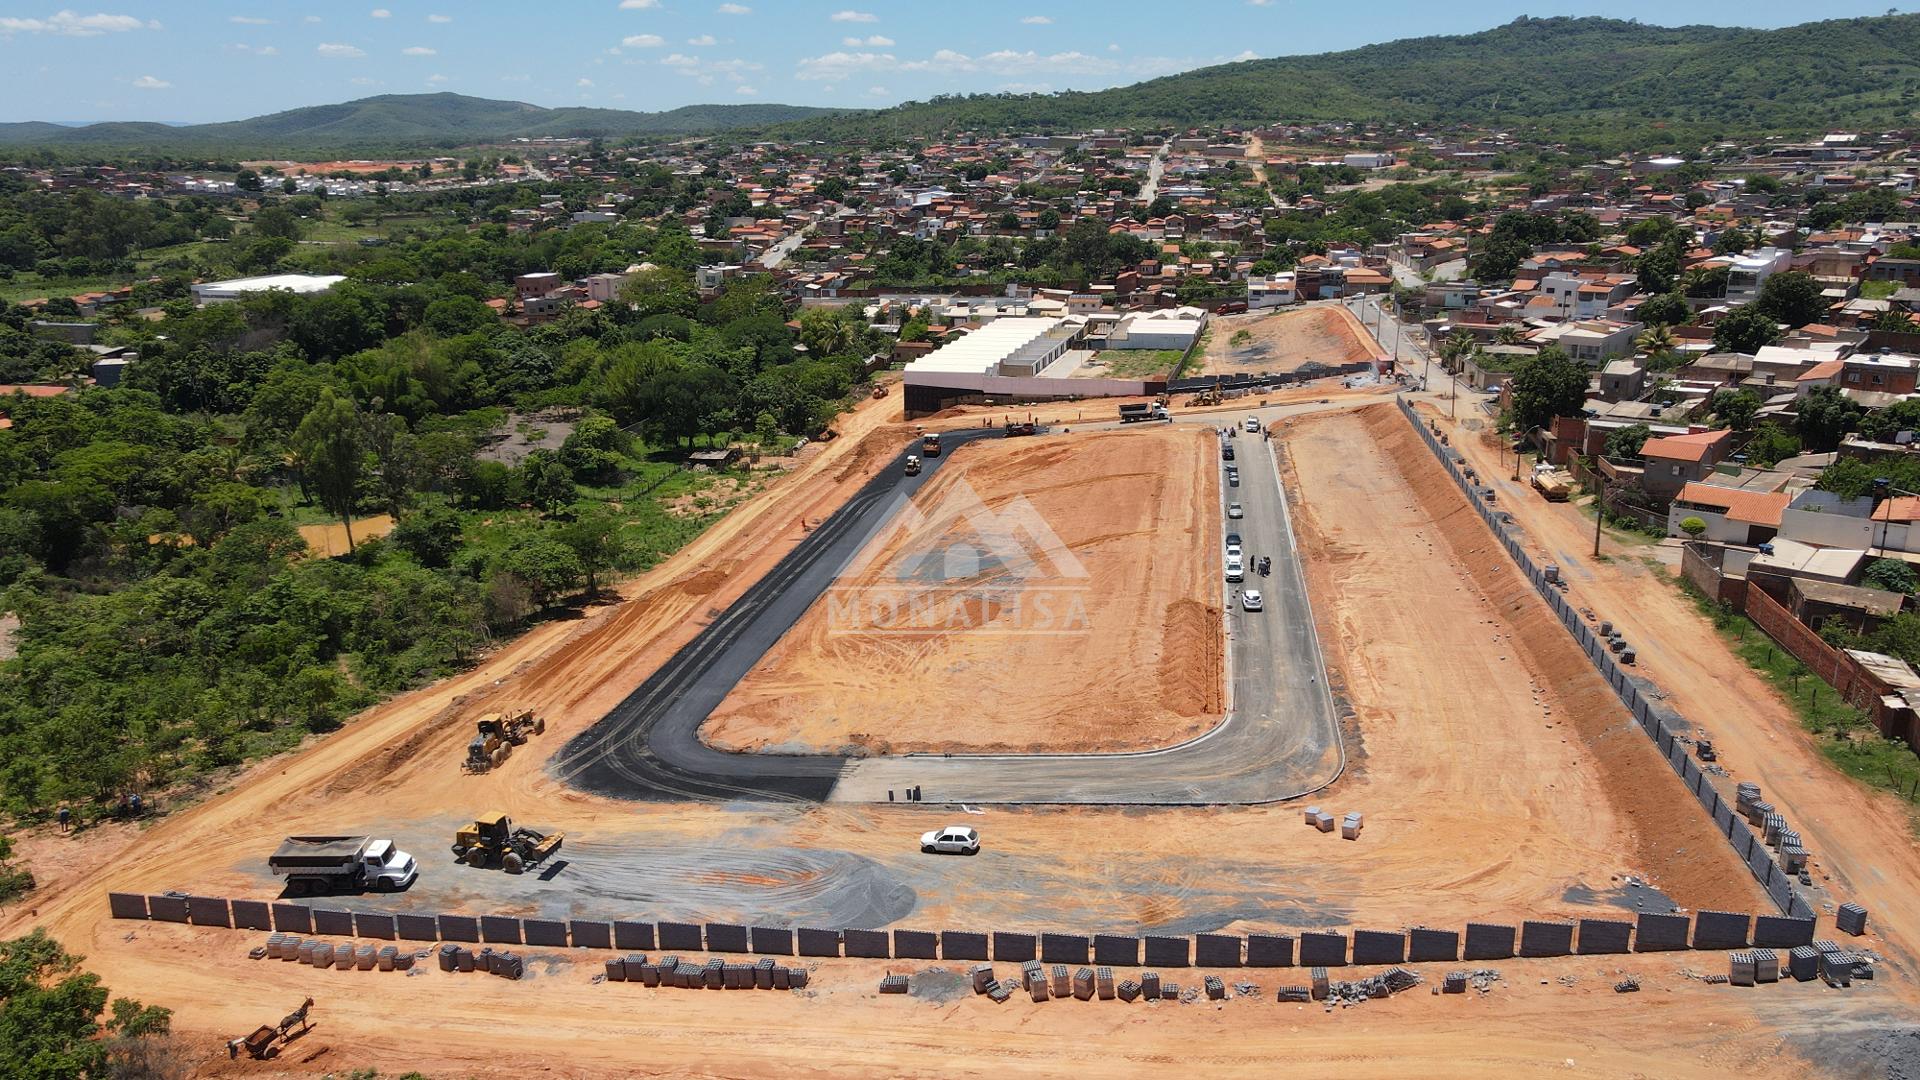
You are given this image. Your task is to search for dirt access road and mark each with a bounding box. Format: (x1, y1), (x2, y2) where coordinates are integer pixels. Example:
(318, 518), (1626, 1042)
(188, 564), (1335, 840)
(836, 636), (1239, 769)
(1193, 304), (1385, 378)
(705, 426), (1222, 755)
(1, 388), (1874, 1079)
(1430, 397), (1920, 995)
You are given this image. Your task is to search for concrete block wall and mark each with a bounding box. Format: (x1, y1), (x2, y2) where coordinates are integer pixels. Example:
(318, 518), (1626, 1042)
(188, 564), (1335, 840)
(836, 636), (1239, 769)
(1392, 397), (1817, 922)
(113, 888), (1818, 976)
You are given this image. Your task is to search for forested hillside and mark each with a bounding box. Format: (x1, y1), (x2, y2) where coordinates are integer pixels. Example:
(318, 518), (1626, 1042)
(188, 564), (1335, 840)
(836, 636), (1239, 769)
(0, 94), (843, 153)
(792, 14), (1920, 148)
(0, 172), (884, 816)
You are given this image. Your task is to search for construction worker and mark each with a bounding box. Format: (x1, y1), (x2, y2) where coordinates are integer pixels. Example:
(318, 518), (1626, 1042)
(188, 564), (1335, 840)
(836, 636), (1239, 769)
(57, 805), (70, 831)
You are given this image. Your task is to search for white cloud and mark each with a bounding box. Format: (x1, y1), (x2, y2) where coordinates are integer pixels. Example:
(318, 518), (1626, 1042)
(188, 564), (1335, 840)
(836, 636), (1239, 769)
(687, 33), (715, 45)
(229, 15), (272, 25)
(830, 9), (876, 21)
(370, 8), (391, 17)
(577, 77), (593, 86)
(427, 73), (448, 83)
(304, 14), (321, 22)
(230, 42), (278, 55)
(0, 12), (159, 36)
(1107, 42), (1119, 51)
(1247, 0), (1273, 5)
(619, 0), (659, 7)
(402, 45), (435, 55)
(316, 42), (366, 58)
(866, 85), (888, 97)
(843, 34), (891, 47)
(622, 33), (663, 46)
(427, 13), (453, 22)
(1021, 15), (1052, 24)
(131, 74), (169, 89)
(1228, 49), (1258, 61)
(661, 52), (699, 69)
(735, 84), (757, 95)
(717, 3), (749, 13)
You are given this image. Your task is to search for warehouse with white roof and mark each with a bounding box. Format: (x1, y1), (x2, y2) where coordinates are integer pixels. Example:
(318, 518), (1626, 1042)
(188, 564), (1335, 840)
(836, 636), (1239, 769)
(901, 312), (1201, 416)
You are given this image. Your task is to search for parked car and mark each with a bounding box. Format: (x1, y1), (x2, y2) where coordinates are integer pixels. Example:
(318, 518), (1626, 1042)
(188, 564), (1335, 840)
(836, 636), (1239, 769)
(1227, 502), (1243, 519)
(1242, 590), (1264, 612)
(920, 826), (980, 855)
(1245, 416), (1262, 433)
(1226, 555), (1244, 583)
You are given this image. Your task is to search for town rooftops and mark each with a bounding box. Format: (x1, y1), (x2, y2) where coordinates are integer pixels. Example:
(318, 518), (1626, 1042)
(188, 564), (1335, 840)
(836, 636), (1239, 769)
(1872, 496), (1920, 523)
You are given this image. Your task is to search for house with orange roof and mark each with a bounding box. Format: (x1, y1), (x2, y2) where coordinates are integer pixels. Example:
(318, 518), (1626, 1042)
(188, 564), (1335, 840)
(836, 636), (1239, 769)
(1669, 481), (1792, 543)
(1641, 429), (1734, 499)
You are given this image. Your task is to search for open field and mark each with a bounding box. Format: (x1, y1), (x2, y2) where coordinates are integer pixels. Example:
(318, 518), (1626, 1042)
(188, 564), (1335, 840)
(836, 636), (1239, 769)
(4, 391), (1911, 1077)
(703, 427), (1222, 755)
(1078, 348), (1187, 378)
(1194, 305), (1384, 377)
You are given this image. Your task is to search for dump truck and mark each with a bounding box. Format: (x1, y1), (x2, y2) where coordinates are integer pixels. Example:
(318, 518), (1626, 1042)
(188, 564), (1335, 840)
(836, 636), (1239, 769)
(1119, 402), (1171, 423)
(463, 708), (544, 773)
(269, 836), (418, 896)
(921, 432), (942, 456)
(1531, 467), (1574, 502)
(453, 812), (564, 874)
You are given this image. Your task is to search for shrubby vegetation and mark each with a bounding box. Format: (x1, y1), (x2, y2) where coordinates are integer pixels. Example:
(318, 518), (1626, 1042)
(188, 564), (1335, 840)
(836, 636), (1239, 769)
(0, 184), (886, 816)
(0, 930), (173, 1079)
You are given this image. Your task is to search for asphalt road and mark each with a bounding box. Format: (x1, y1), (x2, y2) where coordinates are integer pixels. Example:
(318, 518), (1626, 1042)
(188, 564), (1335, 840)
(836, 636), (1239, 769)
(553, 411), (1343, 806)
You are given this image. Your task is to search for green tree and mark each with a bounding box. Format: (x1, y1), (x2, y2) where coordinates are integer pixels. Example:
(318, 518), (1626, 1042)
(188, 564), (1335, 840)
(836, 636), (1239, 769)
(390, 505), (463, 569)
(1714, 388), (1760, 432)
(557, 512), (629, 595)
(1712, 304), (1781, 354)
(1635, 292), (1689, 328)
(1754, 270), (1826, 328)
(1679, 516), (1708, 538)
(496, 539), (584, 609)
(1506, 347), (1589, 433)
(1859, 398), (1920, 443)
(1795, 384), (1861, 452)
(516, 450), (576, 514)
(1865, 557), (1920, 595)
(1742, 423), (1801, 468)
(559, 414), (628, 484)
(291, 389), (365, 551)
(0, 929), (171, 1080)
(1604, 423), (1652, 459)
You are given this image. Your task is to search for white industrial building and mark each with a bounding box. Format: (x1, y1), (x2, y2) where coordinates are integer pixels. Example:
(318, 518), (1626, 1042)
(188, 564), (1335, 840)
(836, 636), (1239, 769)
(905, 317), (1079, 380)
(191, 274), (346, 305)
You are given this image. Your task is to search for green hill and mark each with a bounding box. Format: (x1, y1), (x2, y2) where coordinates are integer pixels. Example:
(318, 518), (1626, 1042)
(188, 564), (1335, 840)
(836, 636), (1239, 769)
(0, 93), (844, 151)
(791, 14), (1920, 145)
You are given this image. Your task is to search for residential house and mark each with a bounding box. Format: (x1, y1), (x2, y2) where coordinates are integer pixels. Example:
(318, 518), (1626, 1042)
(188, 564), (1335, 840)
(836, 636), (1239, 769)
(1639, 428), (1734, 500)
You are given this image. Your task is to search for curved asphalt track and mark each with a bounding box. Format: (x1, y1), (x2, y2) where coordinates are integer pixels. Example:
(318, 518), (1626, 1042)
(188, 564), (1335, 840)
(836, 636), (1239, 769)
(553, 413), (1343, 805)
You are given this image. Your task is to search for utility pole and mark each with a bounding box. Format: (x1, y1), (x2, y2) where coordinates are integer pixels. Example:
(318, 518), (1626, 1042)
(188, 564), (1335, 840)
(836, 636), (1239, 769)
(1592, 473), (1605, 558)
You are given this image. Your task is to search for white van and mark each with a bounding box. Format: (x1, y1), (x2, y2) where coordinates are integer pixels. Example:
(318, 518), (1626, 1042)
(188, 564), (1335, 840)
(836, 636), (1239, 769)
(1225, 554), (1244, 582)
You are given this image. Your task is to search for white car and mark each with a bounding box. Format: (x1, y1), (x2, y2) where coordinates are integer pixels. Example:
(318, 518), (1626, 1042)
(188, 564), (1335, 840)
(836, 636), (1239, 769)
(1242, 590), (1264, 612)
(920, 826), (980, 855)
(1227, 502), (1243, 519)
(1225, 555), (1244, 583)
(1245, 416), (1261, 433)
(1225, 540), (1243, 560)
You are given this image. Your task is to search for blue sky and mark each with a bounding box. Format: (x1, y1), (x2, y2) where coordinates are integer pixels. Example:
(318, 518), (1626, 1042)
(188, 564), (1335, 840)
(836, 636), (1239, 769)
(0, 1), (1910, 123)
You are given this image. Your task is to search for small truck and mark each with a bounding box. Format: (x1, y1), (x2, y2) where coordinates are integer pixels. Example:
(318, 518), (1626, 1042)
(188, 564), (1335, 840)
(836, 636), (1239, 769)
(1119, 402), (1171, 423)
(268, 836), (418, 896)
(904, 454), (922, 475)
(1531, 466), (1574, 502)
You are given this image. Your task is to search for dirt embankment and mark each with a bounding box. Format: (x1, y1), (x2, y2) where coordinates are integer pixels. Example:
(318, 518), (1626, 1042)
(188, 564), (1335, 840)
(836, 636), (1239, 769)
(703, 427), (1224, 755)
(1195, 305), (1384, 377)
(1326, 404), (1763, 913)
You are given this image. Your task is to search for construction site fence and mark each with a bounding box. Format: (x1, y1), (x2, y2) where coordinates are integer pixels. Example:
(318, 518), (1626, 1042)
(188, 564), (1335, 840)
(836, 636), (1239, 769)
(1164, 361), (1373, 396)
(1394, 396), (1816, 921)
(107, 891), (1817, 965)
